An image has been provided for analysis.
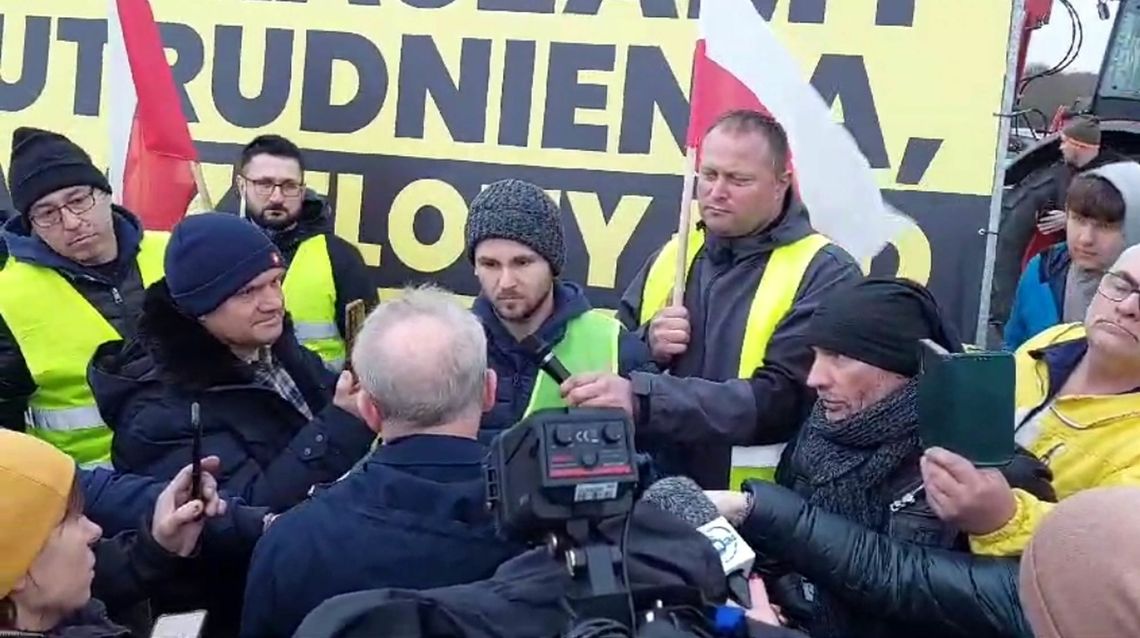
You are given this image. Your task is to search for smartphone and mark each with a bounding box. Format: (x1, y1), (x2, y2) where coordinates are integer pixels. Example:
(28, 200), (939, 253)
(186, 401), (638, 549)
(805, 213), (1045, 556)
(150, 610), (207, 638)
(917, 339), (1016, 466)
(190, 401), (202, 502)
(344, 298), (367, 372)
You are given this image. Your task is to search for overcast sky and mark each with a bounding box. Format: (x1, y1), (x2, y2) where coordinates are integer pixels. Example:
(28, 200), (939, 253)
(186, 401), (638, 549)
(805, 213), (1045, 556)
(1026, 0), (1117, 73)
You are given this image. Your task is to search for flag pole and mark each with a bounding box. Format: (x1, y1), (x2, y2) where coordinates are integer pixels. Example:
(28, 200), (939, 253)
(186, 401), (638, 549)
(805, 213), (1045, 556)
(672, 146), (698, 306)
(189, 160), (214, 211)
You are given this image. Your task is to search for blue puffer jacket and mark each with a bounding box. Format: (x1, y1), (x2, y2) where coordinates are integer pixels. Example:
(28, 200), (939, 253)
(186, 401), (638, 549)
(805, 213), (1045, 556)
(473, 281), (657, 442)
(1005, 243), (1070, 351)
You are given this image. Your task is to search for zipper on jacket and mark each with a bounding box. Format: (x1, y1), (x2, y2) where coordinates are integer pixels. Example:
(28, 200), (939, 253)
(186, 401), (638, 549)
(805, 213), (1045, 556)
(889, 484), (925, 513)
(111, 287), (123, 304)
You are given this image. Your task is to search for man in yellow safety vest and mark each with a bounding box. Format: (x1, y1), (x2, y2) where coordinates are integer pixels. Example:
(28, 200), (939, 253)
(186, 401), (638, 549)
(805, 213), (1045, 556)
(0, 127), (170, 469)
(235, 134), (377, 371)
(561, 110), (863, 489)
(464, 178), (656, 443)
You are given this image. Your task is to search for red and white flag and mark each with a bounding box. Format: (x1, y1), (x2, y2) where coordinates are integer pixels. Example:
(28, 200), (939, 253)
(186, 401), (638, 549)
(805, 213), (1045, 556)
(688, 0), (912, 264)
(107, 0), (199, 232)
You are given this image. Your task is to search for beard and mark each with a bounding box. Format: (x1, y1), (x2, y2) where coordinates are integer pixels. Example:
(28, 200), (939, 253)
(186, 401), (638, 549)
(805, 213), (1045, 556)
(251, 205), (299, 231)
(493, 281), (554, 325)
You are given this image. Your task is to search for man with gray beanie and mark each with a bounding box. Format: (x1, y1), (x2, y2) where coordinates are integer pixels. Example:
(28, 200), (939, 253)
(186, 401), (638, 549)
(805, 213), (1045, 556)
(464, 178), (655, 441)
(1005, 160), (1140, 349)
(88, 212), (374, 512)
(0, 127), (170, 469)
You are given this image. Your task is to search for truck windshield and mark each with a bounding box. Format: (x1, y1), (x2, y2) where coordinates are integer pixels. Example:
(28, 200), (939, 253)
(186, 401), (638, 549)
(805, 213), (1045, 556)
(1100, 0), (1140, 100)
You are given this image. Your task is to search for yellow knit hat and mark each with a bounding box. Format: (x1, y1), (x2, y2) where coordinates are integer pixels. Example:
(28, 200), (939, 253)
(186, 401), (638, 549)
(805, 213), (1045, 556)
(0, 430), (77, 597)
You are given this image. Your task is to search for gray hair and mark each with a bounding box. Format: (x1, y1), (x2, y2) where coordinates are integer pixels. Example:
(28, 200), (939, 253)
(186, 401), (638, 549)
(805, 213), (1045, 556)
(351, 284), (487, 429)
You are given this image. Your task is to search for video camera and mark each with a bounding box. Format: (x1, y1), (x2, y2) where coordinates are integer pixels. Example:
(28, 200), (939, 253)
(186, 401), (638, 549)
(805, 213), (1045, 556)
(485, 408), (723, 637)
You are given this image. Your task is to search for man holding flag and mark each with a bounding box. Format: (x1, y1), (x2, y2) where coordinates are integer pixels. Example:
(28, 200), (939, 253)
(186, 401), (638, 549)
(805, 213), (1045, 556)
(561, 111), (862, 489)
(0, 128), (170, 469)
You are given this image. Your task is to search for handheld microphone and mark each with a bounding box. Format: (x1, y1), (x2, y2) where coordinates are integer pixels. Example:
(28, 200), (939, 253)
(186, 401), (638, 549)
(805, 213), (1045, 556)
(642, 476), (756, 609)
(520, 334), (572, 384)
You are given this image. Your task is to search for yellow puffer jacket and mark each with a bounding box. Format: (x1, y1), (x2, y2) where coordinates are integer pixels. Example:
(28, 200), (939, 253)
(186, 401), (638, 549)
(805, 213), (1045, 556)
(971, 323), (1140, 556)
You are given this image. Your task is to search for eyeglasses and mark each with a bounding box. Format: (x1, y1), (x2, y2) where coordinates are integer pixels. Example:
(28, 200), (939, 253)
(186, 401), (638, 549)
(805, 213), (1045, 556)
(240, 175), (304, 198)
(1097, 271), (1140, 304)
(28, 189), (98, 229)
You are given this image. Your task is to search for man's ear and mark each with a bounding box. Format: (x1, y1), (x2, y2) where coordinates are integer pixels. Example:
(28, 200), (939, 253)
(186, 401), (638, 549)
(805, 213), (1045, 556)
(482, 369), (497, 414)
(357, 393), (383, 435)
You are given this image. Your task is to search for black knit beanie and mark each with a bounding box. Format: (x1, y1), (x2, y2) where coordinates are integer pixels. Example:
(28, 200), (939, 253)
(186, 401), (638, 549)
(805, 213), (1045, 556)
(9, 127), (111, 215)
(465, 179), (565, 274)
(805, 278), (963, 377)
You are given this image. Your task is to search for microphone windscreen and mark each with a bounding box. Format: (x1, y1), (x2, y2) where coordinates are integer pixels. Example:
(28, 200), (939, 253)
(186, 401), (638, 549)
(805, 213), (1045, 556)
(641, 476), (719, 528)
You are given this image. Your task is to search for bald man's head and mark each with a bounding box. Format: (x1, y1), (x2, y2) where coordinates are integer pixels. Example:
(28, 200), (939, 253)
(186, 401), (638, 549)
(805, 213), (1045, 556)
(1085, 245), (1140, 361)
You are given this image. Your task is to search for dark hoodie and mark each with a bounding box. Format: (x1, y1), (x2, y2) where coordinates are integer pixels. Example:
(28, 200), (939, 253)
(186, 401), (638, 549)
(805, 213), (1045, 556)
(473, 280), (656, 442)
(617, 195), (863, 489)
(249, 190), (377, 339)
(0, 208), (148, 430)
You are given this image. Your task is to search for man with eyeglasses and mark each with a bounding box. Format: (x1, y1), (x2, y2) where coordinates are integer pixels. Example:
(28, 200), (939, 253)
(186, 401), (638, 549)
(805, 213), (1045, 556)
(234, 135), (376, 371)
(920, 243), (1140, 558)
(0, 127), (170, 468)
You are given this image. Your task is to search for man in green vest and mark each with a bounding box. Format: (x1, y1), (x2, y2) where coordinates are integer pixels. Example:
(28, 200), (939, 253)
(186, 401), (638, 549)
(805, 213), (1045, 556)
(0, 127), (169, 469)
(464, 178), (656, 443)
(560, 110), (863, 489)
(235, 134), (377, 371)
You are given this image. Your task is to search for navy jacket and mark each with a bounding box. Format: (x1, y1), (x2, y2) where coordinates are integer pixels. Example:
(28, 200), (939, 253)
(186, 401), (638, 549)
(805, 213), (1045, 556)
(240, 434), (522, 638)
(1004, 243), (1070, 351)
(474, 281), (656, 441)
(88, 281), (375, 513)
(0, 209), (149, 430)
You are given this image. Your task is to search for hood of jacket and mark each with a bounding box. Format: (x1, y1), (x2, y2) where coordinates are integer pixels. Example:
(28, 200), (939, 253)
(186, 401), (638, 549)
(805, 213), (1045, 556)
(250, 189), (334, 258)
(701, 191), (815, 266)
(473, 280), (593, 351)
(1083, 161), (1140, 247)
(89, 279), (302, 425)
(0, 206), (143, 283)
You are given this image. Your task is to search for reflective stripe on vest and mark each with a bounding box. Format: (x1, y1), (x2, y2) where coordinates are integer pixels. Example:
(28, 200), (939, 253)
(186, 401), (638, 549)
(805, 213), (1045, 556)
(640, 229), (830, 476)
(0, 231), (169, 466)
(282, 235), (346, 371)
(523, 310), (622, 417)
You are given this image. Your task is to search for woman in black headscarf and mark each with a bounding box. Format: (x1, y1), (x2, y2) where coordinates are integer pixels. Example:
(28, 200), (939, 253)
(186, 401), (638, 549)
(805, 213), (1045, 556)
(706, 278), (1053, 638)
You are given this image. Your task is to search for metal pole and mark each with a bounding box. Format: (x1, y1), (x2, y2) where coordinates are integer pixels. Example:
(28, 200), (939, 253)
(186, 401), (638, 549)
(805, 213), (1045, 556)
(975, 0), (1028, 347)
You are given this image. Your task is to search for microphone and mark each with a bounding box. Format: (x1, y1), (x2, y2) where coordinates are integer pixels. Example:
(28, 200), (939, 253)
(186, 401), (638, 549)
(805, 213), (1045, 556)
(520, 334), (572, 384)
(642, 476), (756, 609)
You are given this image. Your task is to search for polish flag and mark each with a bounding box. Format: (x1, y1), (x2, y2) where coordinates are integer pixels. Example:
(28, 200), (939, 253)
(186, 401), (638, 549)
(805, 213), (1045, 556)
(688, 0), (911, 264)
(107, 0), (199, 232)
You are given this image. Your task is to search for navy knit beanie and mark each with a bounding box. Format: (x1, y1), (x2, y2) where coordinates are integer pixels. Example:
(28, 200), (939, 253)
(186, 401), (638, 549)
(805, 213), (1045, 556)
(465, 179), (565, 274)
(9, 127), (112, 215)
(164, 212), (284, 317)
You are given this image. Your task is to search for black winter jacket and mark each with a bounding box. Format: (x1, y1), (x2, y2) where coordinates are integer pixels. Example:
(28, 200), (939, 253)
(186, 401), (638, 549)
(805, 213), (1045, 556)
(0, 209), (152, 430)
(251, 190), (378, 341)
(741, 443), (1055, 638)
(87, 281), (375, 513)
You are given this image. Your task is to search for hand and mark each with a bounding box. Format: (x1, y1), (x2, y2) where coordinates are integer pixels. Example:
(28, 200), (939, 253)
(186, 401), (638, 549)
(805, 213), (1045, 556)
(560, 373), (634, 418)
(152, 456), (227, 557)
(727, 577), (783, 627)
(333, 370), (365, 420)
(1036, 209), (1066, 234)
(705, 490), (751, 527)
(647, 306), (690, 364)
(921, 447), (1017, 535)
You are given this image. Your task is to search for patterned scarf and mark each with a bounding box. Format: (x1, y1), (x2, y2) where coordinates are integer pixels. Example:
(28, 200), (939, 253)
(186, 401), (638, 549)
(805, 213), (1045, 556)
(792, 378), (921, 638)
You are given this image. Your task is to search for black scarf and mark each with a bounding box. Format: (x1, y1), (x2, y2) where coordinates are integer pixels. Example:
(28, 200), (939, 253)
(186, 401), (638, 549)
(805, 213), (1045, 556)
(792, 379), (921, 638)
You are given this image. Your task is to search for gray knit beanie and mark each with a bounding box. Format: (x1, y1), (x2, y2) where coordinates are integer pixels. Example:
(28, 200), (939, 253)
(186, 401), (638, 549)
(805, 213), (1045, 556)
(1084, 161), (1140, 248)
(465, 179), (565, 274)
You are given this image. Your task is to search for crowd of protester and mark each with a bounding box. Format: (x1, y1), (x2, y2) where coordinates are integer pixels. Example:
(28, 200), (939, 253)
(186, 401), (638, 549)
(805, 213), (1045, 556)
(2, 110), (1140, 638)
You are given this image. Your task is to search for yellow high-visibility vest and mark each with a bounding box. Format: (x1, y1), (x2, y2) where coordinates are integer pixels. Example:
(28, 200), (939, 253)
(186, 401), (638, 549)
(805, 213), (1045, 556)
(639, 228), (830, 486)
(282, 235), (346, 371)
(522, 309), (622, 417)
(0, 232), (169, 469)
